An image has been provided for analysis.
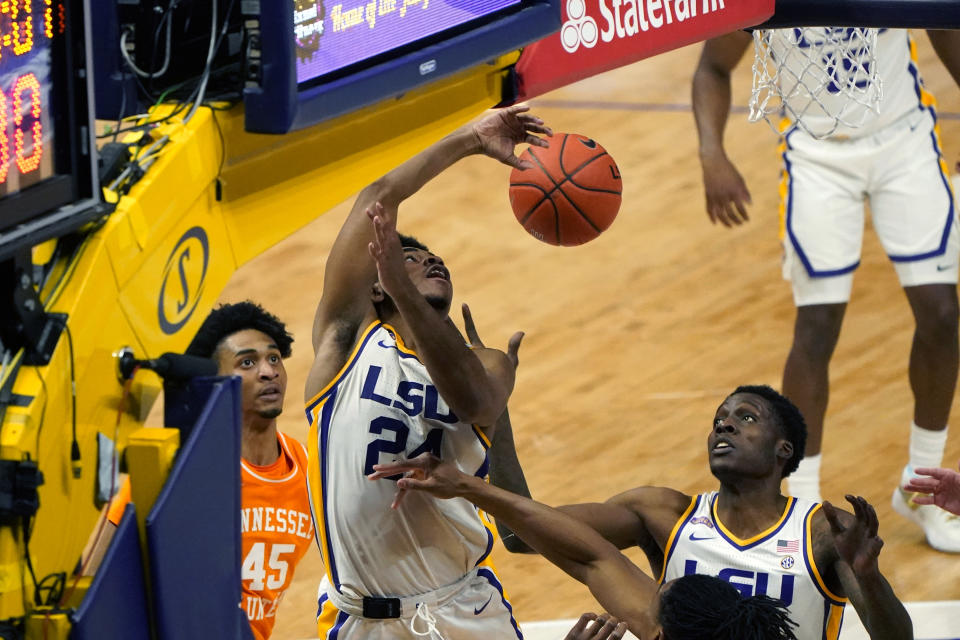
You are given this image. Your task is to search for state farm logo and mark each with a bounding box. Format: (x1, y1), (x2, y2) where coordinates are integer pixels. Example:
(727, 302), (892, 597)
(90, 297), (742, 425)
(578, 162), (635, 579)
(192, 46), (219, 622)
(560, 0), (728, 54)
(561, 0), (598, 53)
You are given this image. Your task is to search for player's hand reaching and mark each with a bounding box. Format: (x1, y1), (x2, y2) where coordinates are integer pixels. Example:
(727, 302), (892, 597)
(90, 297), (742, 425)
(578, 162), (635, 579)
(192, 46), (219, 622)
(822, 495), (883, 579)
(368, 453), (468, 509)
(904, 462), (960, 516)
(564, 613), (628, 640)
(700, 151), (752, 227)
(462, 303), (524, 370)
(473, 105), (552, 170)
(366, 201), (411, 301)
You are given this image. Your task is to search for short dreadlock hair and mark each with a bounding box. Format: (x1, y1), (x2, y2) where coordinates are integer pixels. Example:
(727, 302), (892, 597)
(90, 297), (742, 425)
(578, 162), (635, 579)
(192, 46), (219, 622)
(730, 384), (807, 477)
(659, 574), (798, 640)
(185, 301), (293, 360)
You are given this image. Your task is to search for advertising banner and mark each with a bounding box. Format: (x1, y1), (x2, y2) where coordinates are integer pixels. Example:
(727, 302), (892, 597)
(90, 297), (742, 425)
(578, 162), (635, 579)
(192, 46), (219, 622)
(514, 0), (774, 100)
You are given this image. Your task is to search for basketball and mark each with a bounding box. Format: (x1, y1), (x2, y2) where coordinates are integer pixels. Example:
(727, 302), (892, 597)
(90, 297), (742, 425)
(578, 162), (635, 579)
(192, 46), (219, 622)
(509, 133), (622, 246)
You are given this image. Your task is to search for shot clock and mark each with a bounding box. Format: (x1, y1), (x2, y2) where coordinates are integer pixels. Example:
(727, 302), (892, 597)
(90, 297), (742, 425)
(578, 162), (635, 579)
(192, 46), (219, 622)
(0, 0), (100, 258)
(0, 0), (65, 198)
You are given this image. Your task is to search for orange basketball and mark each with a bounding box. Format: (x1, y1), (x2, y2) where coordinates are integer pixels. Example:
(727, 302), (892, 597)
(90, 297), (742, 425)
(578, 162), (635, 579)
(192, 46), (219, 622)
(509, 133), (622, 246)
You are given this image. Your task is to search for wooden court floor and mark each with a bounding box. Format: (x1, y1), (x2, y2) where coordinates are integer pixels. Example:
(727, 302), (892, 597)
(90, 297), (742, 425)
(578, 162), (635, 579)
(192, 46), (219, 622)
(215, 34), (960, 638)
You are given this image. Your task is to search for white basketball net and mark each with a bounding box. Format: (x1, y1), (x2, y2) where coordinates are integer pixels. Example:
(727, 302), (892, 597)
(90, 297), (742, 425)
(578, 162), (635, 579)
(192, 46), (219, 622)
(749, 27), (883, 139)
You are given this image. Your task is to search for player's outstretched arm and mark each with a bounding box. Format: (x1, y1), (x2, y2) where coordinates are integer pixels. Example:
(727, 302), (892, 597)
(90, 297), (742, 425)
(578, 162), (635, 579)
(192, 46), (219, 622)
(366, 211), (529, 426)
(495, 485), (689, 558)
(822, 496), (913, 640)
(692, 31), (753, 228)
(368, 454), (660, 637)
(486, 406), (538, 552)
(461, 301), (536, 544)
(927, 30), (960, 88)
(904, 463), (960, 515)
(310, 106), (551, 355)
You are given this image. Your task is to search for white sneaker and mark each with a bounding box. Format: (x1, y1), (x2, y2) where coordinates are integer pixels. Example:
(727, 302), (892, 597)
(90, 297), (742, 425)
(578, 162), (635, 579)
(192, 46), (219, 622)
(892, 487), (960, 553)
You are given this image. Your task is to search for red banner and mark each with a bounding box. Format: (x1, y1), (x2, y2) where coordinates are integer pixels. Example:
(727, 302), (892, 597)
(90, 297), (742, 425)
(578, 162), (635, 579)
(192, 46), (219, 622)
(514, 0), (774, 101)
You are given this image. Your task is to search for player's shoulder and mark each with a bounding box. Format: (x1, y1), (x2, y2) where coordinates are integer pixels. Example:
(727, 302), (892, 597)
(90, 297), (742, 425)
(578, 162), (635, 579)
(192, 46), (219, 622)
(607, 485), (693, 518)
(808, 500), (857, 535)
(278, 430), (309, 465)
(807, 501), (854, 564)
(305, 314), (380, 403)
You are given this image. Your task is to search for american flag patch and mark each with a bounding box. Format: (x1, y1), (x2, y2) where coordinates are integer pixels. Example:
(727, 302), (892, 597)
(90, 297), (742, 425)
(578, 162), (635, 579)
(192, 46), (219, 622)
(776, 539), (799, 553)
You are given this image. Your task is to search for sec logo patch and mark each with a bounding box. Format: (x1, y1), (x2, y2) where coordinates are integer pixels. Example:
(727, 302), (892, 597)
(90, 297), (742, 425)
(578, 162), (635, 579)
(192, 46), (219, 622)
(158, 226), (209, 335)
(780, 556), (795, 570)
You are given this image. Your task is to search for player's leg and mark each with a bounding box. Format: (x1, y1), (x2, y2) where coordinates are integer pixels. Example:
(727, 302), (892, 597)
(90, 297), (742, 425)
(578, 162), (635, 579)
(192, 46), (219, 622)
(778, 130), (869, 502)
(904, 284), (958, 435)
(870, 106), (960, 552)
(782, 302), (847, 457)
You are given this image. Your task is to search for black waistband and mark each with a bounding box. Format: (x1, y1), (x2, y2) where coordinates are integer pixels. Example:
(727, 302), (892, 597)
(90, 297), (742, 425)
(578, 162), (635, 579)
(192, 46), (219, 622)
(362, 596), (402, 619)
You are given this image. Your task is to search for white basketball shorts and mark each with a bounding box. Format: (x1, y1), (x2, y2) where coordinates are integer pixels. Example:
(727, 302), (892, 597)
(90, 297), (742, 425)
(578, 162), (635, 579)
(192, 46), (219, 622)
(315, 567), (523, 640)
(780, 107), (959, 306)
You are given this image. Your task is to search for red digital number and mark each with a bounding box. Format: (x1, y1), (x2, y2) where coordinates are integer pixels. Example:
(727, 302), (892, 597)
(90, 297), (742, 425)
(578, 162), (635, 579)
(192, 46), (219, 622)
(11, 0), (33, 56)
(43, 0), (63, 39)
(12, 72), (41, 174)
(0, 0), (35, 57)
(0, 72), (46, 185)
(0, 89), (8, 184)
(44, 0), (52, 39)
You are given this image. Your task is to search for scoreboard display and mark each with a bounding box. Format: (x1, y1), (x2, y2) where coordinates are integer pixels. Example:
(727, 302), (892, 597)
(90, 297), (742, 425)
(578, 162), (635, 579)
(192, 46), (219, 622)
(294, 1), (523, 85)
(0, 0), (98, 250)
(0, 0), (64, 198)
(245, 0), (560, 133)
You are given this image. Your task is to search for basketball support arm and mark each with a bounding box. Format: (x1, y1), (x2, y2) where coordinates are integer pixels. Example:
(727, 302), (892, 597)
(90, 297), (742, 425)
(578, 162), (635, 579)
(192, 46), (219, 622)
(0, 54), (518, 632)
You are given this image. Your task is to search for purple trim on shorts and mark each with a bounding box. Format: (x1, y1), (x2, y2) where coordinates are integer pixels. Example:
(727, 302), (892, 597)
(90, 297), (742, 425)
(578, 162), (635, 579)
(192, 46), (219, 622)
(781, 130), (862, 277)
(327, 610), (350, 639)
(317, 593), (327, 618)
(883, 121), (953, 263)
(476, 567), (524, 639)
(885, 51), (955, 263)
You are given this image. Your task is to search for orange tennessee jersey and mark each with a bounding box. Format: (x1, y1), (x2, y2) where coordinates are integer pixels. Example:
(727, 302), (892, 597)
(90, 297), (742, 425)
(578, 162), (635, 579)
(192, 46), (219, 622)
(240, 431), (314, 640)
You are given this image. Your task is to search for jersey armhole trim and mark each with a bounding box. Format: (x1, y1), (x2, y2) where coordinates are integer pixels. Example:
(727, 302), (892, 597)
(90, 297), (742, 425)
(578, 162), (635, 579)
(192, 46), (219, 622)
(305, 321), (381, 411)
(659, 494), (699, 584)
(803, 503), (848, 605)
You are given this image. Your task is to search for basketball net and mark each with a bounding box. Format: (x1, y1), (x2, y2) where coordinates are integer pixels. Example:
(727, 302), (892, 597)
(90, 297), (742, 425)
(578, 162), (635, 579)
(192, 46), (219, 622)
(749, 27), (883, 139)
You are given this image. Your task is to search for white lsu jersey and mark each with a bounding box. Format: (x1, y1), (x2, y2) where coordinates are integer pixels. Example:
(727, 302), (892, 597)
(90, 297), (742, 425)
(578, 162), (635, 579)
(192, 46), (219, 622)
(661, 492), (848, 640)
(305, 321), (496, 600)
(773, 28), (928, 138)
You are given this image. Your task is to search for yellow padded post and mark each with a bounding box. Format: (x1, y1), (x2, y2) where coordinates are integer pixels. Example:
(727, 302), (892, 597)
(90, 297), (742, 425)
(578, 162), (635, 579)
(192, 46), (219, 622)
(25, 609), (71, 640)
(125, 428), (180, 535)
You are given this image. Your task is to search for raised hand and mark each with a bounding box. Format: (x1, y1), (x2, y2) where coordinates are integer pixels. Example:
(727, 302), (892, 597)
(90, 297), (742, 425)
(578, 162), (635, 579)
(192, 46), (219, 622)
(472, 105), (552, 170)
(904, 463), (960, 516)
(367, 453), (467, 509)
(700, 151), (752, 227)
(564, 613), (628, 640)
(462, 303), (524, 370)
(366, 202), (409, 300)
(822, 495), (883, 578)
